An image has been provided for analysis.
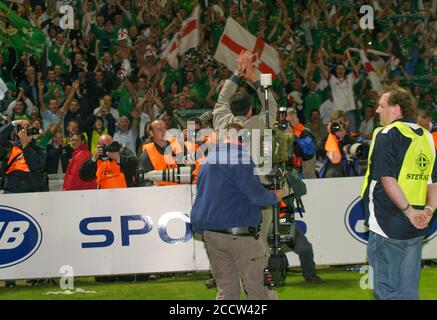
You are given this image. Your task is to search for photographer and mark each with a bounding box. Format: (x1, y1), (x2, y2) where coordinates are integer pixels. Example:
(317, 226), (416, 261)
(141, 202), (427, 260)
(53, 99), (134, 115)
(79, 134), (137, 189)
(0, 119), (48, 194)
(0, 121), (47, 290)
(284, 108), (317, 179)
(319, 110), (368, 178)
(138, 120), (180, 186)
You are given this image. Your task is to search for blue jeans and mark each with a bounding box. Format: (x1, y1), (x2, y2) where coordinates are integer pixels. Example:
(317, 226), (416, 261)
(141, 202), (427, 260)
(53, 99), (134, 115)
(367, 231), (424, 300)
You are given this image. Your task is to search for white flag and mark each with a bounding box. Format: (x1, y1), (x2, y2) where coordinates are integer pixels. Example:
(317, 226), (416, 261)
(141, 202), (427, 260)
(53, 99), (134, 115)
(359, 49), (382, 94)
(0, 77), (8, 101)
(214, 17), (280, 79)
(161, 6), (200, 70)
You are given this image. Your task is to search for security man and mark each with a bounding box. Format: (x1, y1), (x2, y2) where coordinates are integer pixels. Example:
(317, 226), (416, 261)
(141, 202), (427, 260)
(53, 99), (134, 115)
(191, 123), (283, 300)
(80, 134), (137, 189)
(361, 87), (437, 300)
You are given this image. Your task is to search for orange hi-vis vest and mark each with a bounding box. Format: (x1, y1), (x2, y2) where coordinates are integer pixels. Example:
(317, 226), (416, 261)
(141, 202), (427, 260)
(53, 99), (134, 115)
(324, 131), (359, 164)
(96, 159), (127, 189)
(293, 123), (305, 138)
(143, 142), (178, 186)
(431, 131), (437, 151)
(6, 146), (30, 174)
(324, 133), (342, 164)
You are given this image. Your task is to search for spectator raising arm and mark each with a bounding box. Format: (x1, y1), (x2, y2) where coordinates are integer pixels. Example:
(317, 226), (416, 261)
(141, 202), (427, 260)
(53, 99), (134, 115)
(345, 48), (361, 76)
(37, 80), (47, 113)
(60, 80), (80, 114)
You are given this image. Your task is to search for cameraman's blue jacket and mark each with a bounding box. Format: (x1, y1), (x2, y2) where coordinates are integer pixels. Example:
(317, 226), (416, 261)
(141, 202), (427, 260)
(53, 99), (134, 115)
(190, 143), (277, 234)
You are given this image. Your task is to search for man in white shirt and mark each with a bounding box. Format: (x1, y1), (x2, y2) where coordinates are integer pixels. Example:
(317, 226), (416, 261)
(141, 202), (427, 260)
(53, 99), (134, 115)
(321, 52), (361, 132)
(113, 115), (139, 156)
(319, 92), (335, 125)
(93, 95), (120, 120)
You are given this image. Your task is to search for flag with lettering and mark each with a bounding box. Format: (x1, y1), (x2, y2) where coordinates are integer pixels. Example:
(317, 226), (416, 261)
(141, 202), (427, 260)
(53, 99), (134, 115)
(0, 1), (46, 56)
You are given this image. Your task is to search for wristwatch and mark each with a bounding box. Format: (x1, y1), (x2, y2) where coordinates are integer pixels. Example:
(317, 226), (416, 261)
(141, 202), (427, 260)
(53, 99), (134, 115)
(424, 206), (435, 214)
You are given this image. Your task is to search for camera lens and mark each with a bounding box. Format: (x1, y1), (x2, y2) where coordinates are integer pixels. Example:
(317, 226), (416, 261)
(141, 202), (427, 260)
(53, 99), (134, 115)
(330, 122), (342, 134)
(278, 120), (289, 131)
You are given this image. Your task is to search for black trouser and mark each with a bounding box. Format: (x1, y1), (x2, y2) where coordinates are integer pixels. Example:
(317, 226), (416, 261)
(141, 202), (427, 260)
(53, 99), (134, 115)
(292, 227), (317, 278)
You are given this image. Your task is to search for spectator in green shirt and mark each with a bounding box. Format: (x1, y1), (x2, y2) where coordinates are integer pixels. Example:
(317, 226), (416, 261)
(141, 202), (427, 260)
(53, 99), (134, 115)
(304, 80), (323, 122)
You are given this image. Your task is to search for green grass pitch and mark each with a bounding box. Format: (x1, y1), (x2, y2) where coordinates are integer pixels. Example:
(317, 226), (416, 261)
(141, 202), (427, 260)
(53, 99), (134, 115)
(1, 265), (437, 300)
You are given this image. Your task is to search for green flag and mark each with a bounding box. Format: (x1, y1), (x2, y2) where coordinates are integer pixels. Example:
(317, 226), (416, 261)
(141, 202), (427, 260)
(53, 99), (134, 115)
(0, 1), (45, 56)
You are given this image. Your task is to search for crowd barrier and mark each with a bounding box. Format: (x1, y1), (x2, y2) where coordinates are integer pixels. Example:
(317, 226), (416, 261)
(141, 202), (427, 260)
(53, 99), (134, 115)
(1, 178), (436, 280)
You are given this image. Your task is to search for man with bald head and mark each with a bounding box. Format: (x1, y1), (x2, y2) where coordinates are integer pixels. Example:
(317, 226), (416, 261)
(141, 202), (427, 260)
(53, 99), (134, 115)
(138, 119), (180, 186)
(80, 134), (137, 188)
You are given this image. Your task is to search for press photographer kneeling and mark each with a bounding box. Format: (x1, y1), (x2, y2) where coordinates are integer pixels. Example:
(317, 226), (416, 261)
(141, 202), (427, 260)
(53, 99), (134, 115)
(80, 134), (137, 189)
(0, 119), (47, 194)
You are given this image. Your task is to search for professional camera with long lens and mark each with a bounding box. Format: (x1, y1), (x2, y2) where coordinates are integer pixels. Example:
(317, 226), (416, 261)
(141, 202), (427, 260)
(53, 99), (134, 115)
(345, 143), (370, 160)
(16, 124), (42, 136)
(136, 166), (194, 186)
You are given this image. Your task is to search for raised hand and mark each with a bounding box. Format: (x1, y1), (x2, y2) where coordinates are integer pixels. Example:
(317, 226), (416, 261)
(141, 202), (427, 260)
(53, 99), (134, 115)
(241, 51), (257, 82)
(37, 79), (44, 91)
(235, 51), (246, 76)
(235, 50), (257, 82)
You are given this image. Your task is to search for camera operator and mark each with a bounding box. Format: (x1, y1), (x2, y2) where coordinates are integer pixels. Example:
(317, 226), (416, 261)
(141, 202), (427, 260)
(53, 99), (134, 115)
(79, 134), (137, 189)
(319, 110), (368, 178)
(0, 119), (48, 194)
(212, 51), (279, 244)
(191, 123), (283, 300)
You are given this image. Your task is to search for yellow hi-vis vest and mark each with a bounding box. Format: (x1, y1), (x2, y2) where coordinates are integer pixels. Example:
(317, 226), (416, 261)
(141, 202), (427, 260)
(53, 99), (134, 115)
(361, 121), (435, 206)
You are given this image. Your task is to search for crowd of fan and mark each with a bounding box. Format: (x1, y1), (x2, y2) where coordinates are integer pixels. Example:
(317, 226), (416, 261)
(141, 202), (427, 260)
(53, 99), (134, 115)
(0, 0), (436, 185)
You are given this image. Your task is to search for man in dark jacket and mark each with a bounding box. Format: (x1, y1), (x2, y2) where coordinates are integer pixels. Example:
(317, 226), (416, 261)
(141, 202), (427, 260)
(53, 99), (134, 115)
(0, 120), (48, 194)
(45, 131), (72, 174)
(0, 119), (48, 288)
(191, 123), (283, 300)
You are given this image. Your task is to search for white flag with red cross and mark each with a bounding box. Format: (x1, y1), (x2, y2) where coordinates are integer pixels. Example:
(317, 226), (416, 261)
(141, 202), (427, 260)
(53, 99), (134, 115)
(214, 17), (280, 79)
(161, 5), (200, 70)
(358, 49), (382, 94)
